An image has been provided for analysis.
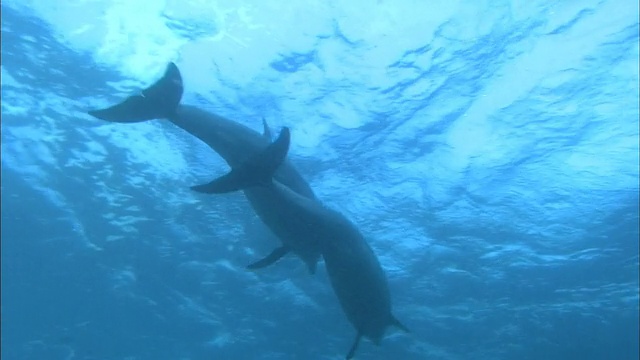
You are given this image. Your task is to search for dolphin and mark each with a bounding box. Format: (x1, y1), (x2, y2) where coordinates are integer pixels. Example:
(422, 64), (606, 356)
(194, 126), (409, 359)
(88, 62), (321, 273)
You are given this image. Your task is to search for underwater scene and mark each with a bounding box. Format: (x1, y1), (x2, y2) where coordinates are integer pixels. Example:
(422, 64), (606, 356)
(2, 1), (639, 359)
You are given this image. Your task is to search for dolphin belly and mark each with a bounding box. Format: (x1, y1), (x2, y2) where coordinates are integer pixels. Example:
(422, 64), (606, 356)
(243, 185), (323, 273)
(192, 125), (408, 358)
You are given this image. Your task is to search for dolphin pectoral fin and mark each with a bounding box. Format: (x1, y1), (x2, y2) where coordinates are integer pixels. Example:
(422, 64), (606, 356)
(262, 117), (272, 140)
(246, 246), (290, 270)
(88, 62), (183, 123)
(345, 331), (362, 360)
(192, 127), (291, 194)
(391, 315), (410, 333)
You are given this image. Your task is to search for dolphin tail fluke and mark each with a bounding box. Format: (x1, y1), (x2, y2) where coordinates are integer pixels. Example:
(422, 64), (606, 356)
(88, 62), (183, 123)
(190, 171), (248, 194)
(391, 315), (410, 333)
(345, 332), (362, 360)
(191, 127), (291, 194)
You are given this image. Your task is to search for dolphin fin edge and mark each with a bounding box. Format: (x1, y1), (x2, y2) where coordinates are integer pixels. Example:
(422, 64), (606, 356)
(345, 331), (362, 360)
(191, 127), (291, 194)
(391, 315), (410, 333)
(246, 246), (290, 270)
(262, 117), (273, 140)
(88, 62), (183, 123)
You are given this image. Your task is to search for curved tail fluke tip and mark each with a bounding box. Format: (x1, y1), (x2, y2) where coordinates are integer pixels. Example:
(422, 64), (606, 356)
(88, 62), (184, 123)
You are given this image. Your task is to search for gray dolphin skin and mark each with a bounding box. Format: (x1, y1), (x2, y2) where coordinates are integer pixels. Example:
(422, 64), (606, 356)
(195, 128), (409, 359)
(88, 63), (321, 273)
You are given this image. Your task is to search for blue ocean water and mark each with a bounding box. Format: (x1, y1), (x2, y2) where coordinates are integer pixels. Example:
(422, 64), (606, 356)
(1, 1), (638, 359)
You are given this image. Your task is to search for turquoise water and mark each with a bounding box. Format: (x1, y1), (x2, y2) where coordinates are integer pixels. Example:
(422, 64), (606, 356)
(2, 1), (638, 359)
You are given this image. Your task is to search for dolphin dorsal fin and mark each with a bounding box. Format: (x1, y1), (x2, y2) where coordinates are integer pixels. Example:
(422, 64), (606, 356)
(262, 117), (273, 140)
(190, 127), (291, 194)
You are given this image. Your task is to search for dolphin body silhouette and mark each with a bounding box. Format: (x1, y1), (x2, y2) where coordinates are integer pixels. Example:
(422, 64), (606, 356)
(88, 62), (321, 273)
(194, 126), (409, 359)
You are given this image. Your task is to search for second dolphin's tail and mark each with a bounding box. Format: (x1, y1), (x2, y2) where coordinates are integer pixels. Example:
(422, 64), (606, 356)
(88, 62), (183, 123)
(191, 127), (291, 194)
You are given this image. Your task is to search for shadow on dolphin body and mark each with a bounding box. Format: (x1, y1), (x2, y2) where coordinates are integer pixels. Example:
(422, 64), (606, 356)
(88, 62), (321, 273)
(196, 127), (409, 359)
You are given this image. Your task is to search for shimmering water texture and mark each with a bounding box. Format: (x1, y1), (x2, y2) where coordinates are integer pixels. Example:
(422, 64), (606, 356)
(2, 1), (638, 359)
